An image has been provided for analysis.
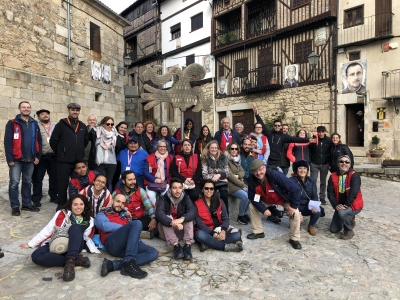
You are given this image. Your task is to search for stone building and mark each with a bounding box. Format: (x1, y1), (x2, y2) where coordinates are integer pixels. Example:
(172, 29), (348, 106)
(0, 0), (129, 185)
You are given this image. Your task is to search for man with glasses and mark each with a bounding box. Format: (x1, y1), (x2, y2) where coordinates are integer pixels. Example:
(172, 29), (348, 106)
(327, 155), (363, 240)
(309, 125), (331, 205)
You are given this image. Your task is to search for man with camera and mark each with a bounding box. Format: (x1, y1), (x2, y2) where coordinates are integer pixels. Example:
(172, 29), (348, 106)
(246, 159), (303, 249)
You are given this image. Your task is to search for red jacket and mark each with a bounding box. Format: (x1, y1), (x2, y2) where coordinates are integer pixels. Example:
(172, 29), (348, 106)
(70, 170), (97, 194)
(194, 198), (222, 232)
(248, 134), (267, 159)
(175, 154), (198, 179)
(114, 187), (145, 219)
(11, 120), (41, 160)
(331, 171), (364, 211)
(254, 179), (286, 206)
(99, 211), (129, 245)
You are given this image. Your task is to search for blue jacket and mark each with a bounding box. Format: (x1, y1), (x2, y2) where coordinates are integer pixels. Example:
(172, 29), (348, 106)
(289, 175), (318, 212)
(240, 151), (254, 179)
(117, 148), (149, 187)
(95, 211), (129, 233)
(4, 114), (42, 163)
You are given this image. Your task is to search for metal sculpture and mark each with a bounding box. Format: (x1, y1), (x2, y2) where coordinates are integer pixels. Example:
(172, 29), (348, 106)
(140, 63), (212, 112)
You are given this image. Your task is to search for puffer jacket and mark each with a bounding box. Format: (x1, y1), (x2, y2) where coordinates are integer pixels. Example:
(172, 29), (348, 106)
(227, 159), (246, 194)
(309, 135), (331, 165)
(289, 175), (318, 211)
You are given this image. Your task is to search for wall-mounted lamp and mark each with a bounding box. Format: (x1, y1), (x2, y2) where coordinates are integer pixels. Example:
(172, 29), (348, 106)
(117, 55), (133, 76)
(337, 48), (346, 54)
(308, 51), (323, 76)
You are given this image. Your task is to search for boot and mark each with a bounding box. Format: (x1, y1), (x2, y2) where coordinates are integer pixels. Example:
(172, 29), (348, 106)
(182, 244), (193, 260)
(351, 216), (356, 228)
(75, 254), (91, 268)
(63, 256), (76, 282)
(199, 243), (208, 252)
(308, 225), (317, 236)
(100, 258), (114, 277)
(224, 243), (242, 252)
(121, 259), (147, 279)
(173, 244), (184, 260)
(341, 230), (354, 240)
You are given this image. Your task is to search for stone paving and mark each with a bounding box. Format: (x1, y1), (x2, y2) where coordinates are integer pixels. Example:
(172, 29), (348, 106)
(0, 176), (400, 299)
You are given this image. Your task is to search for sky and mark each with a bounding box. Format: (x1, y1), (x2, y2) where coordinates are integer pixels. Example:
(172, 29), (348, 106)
(100, 0), (134, 14)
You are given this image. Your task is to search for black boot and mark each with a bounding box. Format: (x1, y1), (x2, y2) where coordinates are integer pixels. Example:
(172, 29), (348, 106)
(63, 256), (76, 282)
(173, 244), (184, 259)
(182, 244), (193, 260)
(100, 258), (114, 277)
(120, 259), (147, 279)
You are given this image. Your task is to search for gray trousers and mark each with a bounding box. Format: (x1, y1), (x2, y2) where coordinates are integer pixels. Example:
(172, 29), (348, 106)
(330, 207), (362, 232)
(310, 163), (329, 201)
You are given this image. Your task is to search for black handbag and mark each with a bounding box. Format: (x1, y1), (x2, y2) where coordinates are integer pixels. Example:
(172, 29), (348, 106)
(214, 181), (228, 189)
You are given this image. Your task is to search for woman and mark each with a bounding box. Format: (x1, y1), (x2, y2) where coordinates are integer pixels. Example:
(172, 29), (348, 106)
(329, 133), (354, 173)
(289, 160), (325, 236)
(194, 180), (243, 252)
(171, 139), (202, 202)
(286, 129), (310, 163)
(80, 174), (112, 217)
(201, 140), (230, 213)
(144, 121), (156, 150)
(144, 139), (174, 204)
(248, 122), (269, 162)
(19, 194), (99, 282)
(113, 121), (129, 189)
(172, 118), (197, 155)
(225, 143), (250, 225)
(155, 125), (178, 154)
(196, 125), (213, 155)
(93, 116), (118, 191)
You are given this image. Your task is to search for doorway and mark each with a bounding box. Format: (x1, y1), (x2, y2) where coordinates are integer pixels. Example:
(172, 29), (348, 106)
(142, 102), (154, 122)
(183, 105), (202, 137)
(346, 104), (364, 146)
(232, 109), (254, 134)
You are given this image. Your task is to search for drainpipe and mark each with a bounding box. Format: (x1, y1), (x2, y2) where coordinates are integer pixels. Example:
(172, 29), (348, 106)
(211, 55), (216, 134)
(67, 0), (71, 60)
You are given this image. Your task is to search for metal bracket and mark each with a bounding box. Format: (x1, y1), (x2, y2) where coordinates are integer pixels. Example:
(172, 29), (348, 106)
(392, 98), (399, 114)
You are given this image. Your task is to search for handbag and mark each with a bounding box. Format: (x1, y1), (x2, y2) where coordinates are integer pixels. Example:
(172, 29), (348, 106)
(148, 182), (167, 192)
(48, 210), (71, 254)
(214, 181), (228, 189)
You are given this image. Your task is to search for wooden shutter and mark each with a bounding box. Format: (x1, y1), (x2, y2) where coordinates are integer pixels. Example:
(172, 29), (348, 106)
(234, 58), (248, 78)
(186, 54), (195, 66)
(294, 40), (312, 63)
(219, 65), (225, 77)
(90, 22), (101, 53)
(191, 13), (203, 31)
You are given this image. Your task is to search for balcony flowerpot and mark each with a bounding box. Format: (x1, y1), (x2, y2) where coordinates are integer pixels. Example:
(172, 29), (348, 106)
(369, 149), (384, 158)
(382, 160), (400, 167)
(270, 78), (277, 84)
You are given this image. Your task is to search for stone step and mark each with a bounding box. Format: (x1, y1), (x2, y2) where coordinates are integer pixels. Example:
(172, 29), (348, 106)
(350, 147), (368, 157)
(354, 156), (382, 165)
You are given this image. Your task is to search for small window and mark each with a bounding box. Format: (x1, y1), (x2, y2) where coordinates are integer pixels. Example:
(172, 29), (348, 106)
(90, 22), (101, 53)
(349, 51), (361, 61)
(292, 0), (309, 8)
(219, 65), (225, 77)
(344, 6), (363, 28)
(171, 23), (181, 40)
(235, 58), (249, 78)
(191, 13), (203, 32)
(186, 54), (195, 66)
(294, 40), (312, 63)
(130, 73), (136, 86)
(95, 92), (102, 102)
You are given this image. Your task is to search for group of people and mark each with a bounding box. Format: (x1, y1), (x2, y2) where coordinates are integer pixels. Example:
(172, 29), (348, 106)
(6, 101), (363, 281)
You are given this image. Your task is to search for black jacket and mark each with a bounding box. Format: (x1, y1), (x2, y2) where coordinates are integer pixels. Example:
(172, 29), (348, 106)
(309, 135), (332, 165)
(255, 115), (309, 166)
(214, 128), (242, 147)
(50, 118), (88, 163)
(329, 143), (353, 172)
(156, 191), (197, 227)
(115, 133), (128, 156)
(128, 130), (153, 154)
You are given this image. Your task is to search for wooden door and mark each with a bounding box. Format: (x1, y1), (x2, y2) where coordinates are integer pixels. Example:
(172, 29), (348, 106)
(184, 105), (202, 136)
(257, 47), (273, 87)
(375, 0), (392, 37)
(232, 109), (254, 135)
(346, 104), (364, 146)
(217, 111), (227, 133)
(142, 102), (154, 122)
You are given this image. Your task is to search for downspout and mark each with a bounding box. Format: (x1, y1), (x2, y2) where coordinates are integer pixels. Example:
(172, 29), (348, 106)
(212, 55), (216, 134)
(333, 2), (339, 133)
(67, 0), (71, 60)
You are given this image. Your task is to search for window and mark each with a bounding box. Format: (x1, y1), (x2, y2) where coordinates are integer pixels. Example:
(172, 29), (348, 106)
(294, 40), (312, 63)
(186, 54), (195, 66)
(292, 0), (309, 8)
(171, 23), (181, 40)
(90, 22), (101, 53)
(344, 6), (363, 28)
(235, 58), (248, 78)
(191, 13), (203, 32)
(144, 26), (156, 47)
(219, 65), (225, 77)
(349, 51), (361, 61)
(95, 92), (102, 102)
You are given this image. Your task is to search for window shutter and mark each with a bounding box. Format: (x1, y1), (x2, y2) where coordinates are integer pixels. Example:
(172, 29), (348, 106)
(191, 13), (203, 31)
(219, 65), (225, 77)
(294, 40), (312, 63)
(235, 58), (248, 78)
(90, 22), (101, 53)
(186, 54), (195, 66)
(171, 23), (181, 34)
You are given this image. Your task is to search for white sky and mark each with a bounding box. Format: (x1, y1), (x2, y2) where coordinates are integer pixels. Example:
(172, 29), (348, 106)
(100, 0), (135, 14)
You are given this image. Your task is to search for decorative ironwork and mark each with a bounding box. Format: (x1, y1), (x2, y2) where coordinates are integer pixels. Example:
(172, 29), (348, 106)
(242, 64), (282, 93)
(215, 26), (242, 48)
(247, 12), (276, 39)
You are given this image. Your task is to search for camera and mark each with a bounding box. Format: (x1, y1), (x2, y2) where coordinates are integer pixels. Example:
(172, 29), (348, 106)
(267, 205), (284, 218)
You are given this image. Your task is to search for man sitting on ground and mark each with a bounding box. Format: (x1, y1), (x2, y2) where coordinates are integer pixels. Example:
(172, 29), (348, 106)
(69, 161), (98, 196)
(95, 193), (158, 278)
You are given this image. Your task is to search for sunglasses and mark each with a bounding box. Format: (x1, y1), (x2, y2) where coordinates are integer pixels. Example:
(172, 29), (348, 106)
(339, 160), (351, 164)
(106, 123), (114, 126)
(203, 187), (214, 191)
(274, 124), (282, 127)
(230, 148), (239, 151)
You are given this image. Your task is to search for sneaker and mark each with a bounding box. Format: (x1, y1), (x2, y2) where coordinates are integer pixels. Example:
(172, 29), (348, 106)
(224, 243), (242, 252)
(341, 230), (354, 240)
(11, 208), (20, 216)
(237, 215), (248, 225)
(173, 244), (184, 260)
(351, 216), (356, 228)
(199, 243), (208, 252)
(32, 202), (42, 208)
(308, 225), (317, 236)
(75, 254), (91, 268)
(121, 259), (147, 279)
(267, 215), (281, 224)
(21, 205), (40, 212)
(243, 214), (251, 222)
(100, 258), (114, 277)
(289, 239), (302, 249)
(182, 244), (193, 260)
(246, 232), (265, 240)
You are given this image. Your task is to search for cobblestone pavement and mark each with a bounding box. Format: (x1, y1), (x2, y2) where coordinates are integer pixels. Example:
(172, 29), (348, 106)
(0, 176), (399, 299)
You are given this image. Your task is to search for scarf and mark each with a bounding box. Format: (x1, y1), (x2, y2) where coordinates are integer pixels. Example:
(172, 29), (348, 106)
(96, 126), (116, 150)
(231, 156), (241, 164)
(155, 151), (169, 182)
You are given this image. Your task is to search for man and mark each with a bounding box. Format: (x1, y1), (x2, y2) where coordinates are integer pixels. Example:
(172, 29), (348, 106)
(156, 178), (197, 260)
(32, 109), (58, 206)
(95, 194), (158, 278)
(85, 114), (97, 169)
(4, 101), (42, 216)
(50, 103), (89, 210)
(342, 62), (366, 93)
(327, 155), (363, 240)
(284, 65), (299, 88)
(253, 105), (313, 168)
(116, 136), (149, 188)
(309, 126), (331, 205)
(128, 122), (153, 153)
(235, 123), (246, 139)
(246, 160), (302, 249)
(232, 78), (240, 94)
(280, 124), (290, 176)
(214, 117), (242, 152)
(113, 171), (157, 238)
(69, 161), (99, 196)
(240, 137), (254, 186)
(217, 80), (227, 98)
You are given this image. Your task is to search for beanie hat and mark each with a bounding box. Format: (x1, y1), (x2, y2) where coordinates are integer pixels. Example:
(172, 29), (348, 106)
(293, 160), (310, 173)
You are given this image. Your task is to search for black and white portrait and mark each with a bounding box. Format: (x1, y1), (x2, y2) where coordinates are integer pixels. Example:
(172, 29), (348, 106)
(314, 27), (327, 47)
(342, 60), (367, 94)
(217, 79), (227, 98)
(91, 60), (101, 81)
(203, 55), (211, 73)
(232, 77), (240, 94)
(284, 64), (299, 88)
(102, 64), (111, 84)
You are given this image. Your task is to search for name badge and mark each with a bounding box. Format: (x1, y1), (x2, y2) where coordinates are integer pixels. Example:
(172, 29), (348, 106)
(47, 137), (50, 143)
(14, 133), (19, 139)
(149, 166), (152, 172)
(254, 194), (260, 202)
(268, 190), (275, 193)
(125, 166), (130, 171)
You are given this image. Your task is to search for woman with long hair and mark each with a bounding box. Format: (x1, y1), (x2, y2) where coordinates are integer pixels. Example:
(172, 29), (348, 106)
(329, 133), (353, 173)
(93, 116), (118, 191)
(196, 125), (213, 155)
(201, 140), (230, 213)
(171, 118), (197, 155)
(194, 180), (243, 252)
(113, 121), (129, 189)
(286, 129), (311, 163)
(144, 121), (156, 150)
(154, 125), (178, 154)
(80, 174), (112, 217)
(19, 194), (99, 282)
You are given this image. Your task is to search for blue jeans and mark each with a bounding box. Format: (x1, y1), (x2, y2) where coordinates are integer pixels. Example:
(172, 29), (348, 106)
(231, 189), (249, 216)
(9, 161), (35, 208)
(104, 220), (158, 269)
(300, 206), (324, 227)
(32, 154), (58, 202)
(194, 230), (241, 251)
(330, 207), (361, 232)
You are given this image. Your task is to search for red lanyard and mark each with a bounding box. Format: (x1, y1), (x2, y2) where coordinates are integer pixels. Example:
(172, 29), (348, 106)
(66, 118), (79, 133)
(43, 123), (52, 137)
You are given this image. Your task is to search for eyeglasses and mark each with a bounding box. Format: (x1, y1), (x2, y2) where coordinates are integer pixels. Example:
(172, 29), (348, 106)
(274, 124), (282, 127)
(339, 160), (351, 164)
(255, 126), (262, 129)
(106, 123), (114, 126)
(203, 187), (214, 191)
(230, 148), (239, 151)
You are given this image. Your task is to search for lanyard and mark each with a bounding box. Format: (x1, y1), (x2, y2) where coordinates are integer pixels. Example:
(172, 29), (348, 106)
(184, 130), (190, 139)
(223, 131), (231, 141)
(66, 118), (79, 133)
(127, 151), (135, 165)
(43, 123), (52, 137)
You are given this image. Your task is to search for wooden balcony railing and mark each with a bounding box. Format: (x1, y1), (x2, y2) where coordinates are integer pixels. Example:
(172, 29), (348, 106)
(242, 64), (282, 93)
(215, 26), (242, 49)
(246, 12), (277, 39)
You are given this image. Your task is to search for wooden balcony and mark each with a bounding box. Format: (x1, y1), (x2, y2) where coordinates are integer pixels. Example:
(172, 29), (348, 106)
(242, 64), (282, 94)
(215, 26), (243, 49)
(213, 0), (243, 17)
(246, 12), (276, 39)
